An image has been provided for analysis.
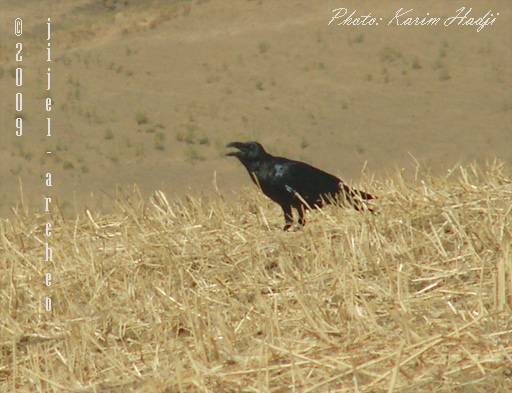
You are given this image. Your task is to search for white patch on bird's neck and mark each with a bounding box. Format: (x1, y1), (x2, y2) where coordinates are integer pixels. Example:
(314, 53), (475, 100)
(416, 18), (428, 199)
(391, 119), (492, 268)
(274, 164), (286, 177)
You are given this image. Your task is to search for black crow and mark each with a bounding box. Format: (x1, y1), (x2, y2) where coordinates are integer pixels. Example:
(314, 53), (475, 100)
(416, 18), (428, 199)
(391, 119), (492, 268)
(226, 141), (375, 230)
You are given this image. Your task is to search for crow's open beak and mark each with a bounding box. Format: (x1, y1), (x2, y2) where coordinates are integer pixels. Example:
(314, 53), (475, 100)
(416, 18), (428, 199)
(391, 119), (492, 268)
(226, 142), (246, 157)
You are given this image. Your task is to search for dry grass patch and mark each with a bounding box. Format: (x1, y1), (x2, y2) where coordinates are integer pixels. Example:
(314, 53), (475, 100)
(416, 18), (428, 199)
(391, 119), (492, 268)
(1, 162), (512, 392)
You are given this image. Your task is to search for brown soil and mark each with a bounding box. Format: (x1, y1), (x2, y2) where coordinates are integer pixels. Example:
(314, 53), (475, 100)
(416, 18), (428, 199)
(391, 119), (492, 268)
(0, 0), (510, 215)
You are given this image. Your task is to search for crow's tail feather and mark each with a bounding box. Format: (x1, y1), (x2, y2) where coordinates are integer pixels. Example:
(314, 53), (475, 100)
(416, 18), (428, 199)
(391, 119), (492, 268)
(340, 183), (376, 213)
(352, 188), (375, 201)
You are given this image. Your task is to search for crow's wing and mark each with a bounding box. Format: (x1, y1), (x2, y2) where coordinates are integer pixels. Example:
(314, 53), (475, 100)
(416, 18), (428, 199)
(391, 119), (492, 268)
(275, 160), (341, 205)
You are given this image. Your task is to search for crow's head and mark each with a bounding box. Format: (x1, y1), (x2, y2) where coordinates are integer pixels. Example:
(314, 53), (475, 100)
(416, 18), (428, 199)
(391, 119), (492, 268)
(226, 141), (267, 162)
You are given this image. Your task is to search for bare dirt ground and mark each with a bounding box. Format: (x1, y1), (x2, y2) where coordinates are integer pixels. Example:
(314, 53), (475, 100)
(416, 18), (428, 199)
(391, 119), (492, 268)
(0, 0), (510, 215)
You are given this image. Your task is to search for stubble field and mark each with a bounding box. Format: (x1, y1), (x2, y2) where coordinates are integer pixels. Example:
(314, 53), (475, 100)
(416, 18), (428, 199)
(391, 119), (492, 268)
(1, 162), (511, 392)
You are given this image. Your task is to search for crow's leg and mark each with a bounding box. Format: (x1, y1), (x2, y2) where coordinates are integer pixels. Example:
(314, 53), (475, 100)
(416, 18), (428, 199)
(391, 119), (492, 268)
(281, 204), (294, 231)
(297, 205), (307, 227)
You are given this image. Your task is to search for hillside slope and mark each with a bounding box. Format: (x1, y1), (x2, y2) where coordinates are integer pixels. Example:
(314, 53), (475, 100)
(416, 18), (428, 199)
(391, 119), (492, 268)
(1, 0), (511, 215)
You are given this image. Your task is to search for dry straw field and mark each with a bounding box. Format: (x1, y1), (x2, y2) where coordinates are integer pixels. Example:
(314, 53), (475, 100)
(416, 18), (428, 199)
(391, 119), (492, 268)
(1, 162), (512, 392)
